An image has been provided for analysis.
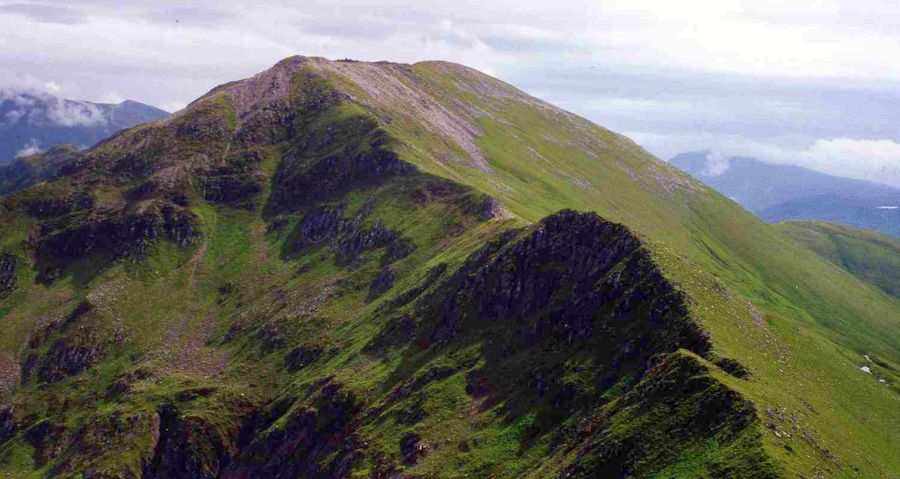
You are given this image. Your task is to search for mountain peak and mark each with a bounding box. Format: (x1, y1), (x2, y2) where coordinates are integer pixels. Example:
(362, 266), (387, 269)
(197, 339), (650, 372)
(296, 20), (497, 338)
(2, 57), (898, 478)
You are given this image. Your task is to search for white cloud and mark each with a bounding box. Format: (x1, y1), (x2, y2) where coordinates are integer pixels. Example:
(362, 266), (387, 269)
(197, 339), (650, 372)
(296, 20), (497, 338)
(1, 0), (900, 189)
(99, 91), (126, 105)
(702, 152), (731, 176)
(633, 131), (900, 188)
(798, 138), (900, 184)
(44, 81), (61, 93)
(15, 138), (42, 157)
(46, 98), (106, 127)
(1, 89), (107, 127)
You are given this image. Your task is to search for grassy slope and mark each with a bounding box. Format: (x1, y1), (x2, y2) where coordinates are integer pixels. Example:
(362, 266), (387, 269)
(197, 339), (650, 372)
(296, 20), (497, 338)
(0, 58), (897, 478)
(778, 220), (900, 299)
(342, 60), (900, 478)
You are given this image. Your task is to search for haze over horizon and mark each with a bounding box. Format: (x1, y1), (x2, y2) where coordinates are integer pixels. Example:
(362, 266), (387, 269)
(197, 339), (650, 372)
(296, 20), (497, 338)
(2, 0), (899, 186)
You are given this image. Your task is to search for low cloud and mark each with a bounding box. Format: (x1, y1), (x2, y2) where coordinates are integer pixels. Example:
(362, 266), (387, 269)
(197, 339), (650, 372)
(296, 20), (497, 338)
(1, 88), (108, 128)
(798, 138), (900, 182)
(2, 0), (900, 192)
(702, 152), (731, 176)
(632, 131), (900, 188)
(15, 138), (42, 157)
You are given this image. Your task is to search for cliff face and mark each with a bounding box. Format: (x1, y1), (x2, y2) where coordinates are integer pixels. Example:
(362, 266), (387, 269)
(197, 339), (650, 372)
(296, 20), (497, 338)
(0, 56), (896, 478)
(0, 254), (15, 297)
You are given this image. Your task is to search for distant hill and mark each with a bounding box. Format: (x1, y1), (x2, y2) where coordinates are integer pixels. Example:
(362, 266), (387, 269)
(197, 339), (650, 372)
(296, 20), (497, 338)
(670, 151), (900, 236)
(0, 89), (168, 163)
(778, 220), (900, 298)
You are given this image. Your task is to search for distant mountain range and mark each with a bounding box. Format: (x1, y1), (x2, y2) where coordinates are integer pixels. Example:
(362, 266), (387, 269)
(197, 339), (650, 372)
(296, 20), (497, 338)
(670, 151), (900, 237)
(0, 89), (168, 163)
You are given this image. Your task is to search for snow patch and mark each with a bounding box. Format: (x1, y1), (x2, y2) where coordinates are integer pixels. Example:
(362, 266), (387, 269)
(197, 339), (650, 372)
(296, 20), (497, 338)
(860, 366), (872, 374)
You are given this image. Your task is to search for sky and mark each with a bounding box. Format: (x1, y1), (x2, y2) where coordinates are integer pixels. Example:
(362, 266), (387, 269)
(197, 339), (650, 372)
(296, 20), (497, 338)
(1, 0), (899, 187)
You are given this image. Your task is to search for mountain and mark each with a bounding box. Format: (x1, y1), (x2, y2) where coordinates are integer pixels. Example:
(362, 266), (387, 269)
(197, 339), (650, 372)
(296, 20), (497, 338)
(0, 56), (897, 478)
(778, 220), (900, 299)
(0, 144), (82, 196)
(0, 89), (169, 163)
(670, 151), (900, 237)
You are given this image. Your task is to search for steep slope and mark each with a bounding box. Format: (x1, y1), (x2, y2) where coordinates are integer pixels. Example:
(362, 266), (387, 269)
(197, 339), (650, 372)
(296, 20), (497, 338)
(778, 220), (900, 299)
(0, 56), (897, 478)
(670, 151), (900, 237)
(0, 90), (169, 163)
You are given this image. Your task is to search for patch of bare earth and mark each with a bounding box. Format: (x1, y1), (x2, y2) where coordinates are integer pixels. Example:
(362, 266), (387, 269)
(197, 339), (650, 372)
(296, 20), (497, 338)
(311, 59), (493, 173)
(0, 355), (19, 400)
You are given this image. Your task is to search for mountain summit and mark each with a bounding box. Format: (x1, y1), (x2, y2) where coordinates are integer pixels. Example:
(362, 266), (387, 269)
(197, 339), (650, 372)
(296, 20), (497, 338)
(0, 56), (897, 478)
(0, 89), (168, 163)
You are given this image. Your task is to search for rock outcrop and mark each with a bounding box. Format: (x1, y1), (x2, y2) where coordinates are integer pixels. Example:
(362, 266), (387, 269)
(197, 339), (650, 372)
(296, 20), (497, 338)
(0, 253), (16, 297)
(33, 202), (198, 282)
(21, 302), (110, 384)
(288, 202), (413, 266)
(222, 381), (363, 478)
(427, 210), (710, 356)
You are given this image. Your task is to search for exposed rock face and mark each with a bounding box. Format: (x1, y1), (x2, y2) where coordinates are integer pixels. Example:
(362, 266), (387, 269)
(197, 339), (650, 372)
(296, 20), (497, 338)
(365, 210), (727, 445)
(268, 90), (415, 214)
(0, 405), (15, 441)
(367, 268), (396, 301)
(399, 432), (425, 465)
(21, 191), (94, 219)
(21, 302), (110, 384)
(26, 334), (108, 384)
(284, 345), (323, 372)
(200, 150), (265, 209)
(429, 210), (710, 356)
(144, 405), (232, 479)
(222, 381), (362, 479)
(33, 202), (197, 282)
(290, 202), (413, 266)
(0, 253), (16, 297)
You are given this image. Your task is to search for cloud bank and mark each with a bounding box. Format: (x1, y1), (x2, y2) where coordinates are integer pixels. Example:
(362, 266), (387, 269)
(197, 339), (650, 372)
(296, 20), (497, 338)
(1, 89), (107, 128)
(0, 0), (899, 186)
(14, 137), (41, 157)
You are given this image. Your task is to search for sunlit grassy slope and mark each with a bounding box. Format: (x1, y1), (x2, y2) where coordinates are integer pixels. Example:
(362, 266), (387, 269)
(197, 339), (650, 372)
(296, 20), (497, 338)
(0, 57), (897, 478)
(778, 220), (900, 299)
(315, 59), (900, 477)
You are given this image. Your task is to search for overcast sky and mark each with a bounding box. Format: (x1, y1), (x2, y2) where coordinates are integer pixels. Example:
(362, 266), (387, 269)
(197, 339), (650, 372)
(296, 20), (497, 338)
(1, 0), (899, 187)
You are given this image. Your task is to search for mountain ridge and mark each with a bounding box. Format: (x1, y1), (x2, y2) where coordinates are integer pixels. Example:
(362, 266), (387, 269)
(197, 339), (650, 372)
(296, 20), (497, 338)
(0, 89), (169, 163)
(0, 56), (897, 478)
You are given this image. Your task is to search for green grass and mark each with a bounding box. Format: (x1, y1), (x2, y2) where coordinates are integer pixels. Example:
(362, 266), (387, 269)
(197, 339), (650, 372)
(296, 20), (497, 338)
(777, 220), (900, 298)
(0, 57), (897, 478)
